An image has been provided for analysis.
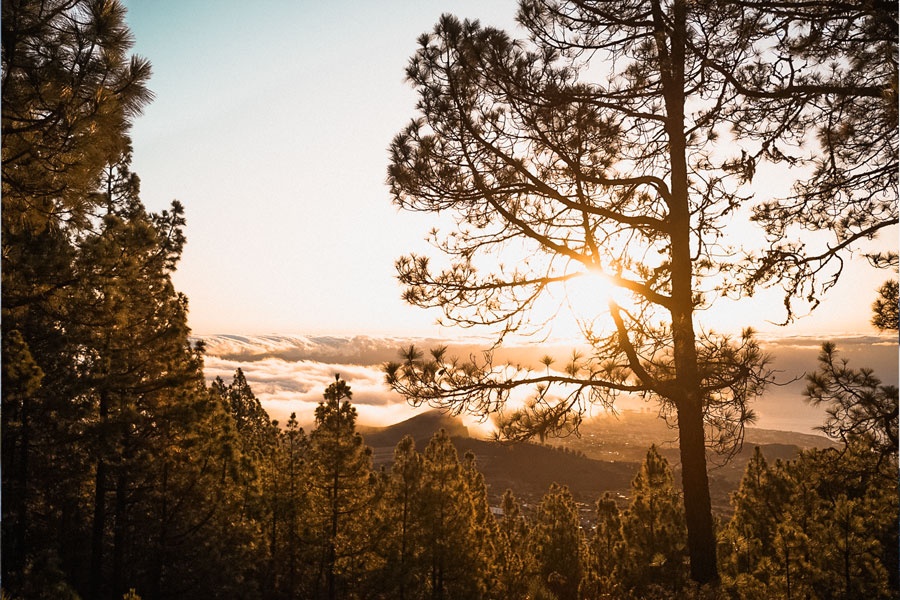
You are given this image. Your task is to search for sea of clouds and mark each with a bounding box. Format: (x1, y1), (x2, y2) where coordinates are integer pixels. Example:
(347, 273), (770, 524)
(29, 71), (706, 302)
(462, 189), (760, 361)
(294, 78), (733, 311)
(196, 333), (898, 435)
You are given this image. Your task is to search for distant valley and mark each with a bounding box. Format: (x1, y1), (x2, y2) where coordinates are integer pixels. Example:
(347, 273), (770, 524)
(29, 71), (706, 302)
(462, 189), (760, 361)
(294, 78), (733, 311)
(358, 409), (837, 515)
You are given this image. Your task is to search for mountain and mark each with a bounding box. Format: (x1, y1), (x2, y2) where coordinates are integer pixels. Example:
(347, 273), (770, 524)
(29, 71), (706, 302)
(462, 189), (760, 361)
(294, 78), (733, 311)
(358, 410), (468, 447)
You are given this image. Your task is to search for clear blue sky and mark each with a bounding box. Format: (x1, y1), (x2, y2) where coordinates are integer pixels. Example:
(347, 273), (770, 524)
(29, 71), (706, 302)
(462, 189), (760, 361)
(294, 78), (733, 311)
(124, 0), (523, 336)
(123, 0), (894, 338)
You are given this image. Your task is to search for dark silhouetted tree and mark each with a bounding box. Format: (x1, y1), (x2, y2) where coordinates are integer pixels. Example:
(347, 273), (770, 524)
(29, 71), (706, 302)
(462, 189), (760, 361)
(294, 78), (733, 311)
(722, 2), (898, 311)
(383, 3), (795, 583)
(872, 280), (899, 331)
(805, 342), (899, 461)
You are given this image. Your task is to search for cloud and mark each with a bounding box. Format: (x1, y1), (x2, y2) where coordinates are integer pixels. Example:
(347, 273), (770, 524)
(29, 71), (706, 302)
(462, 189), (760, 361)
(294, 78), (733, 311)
(208, 359), (413, 428)
(198, 332), (897, 434)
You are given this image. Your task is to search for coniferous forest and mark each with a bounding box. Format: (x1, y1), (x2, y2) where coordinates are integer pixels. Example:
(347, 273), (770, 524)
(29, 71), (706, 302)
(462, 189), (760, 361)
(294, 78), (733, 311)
(2, 1), (898, 599)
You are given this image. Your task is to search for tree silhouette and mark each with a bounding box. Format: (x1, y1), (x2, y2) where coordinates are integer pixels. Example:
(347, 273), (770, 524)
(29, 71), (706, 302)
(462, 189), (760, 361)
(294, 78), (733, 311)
(384, 3), (790, 582)
(872, 280), (899, 332)
(805, 343), (899, 461)
(720, 1), (898, 312)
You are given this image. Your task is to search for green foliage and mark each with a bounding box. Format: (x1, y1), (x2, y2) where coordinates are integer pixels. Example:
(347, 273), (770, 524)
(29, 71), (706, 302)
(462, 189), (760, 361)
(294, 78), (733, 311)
(2, 0), (153, 237)
(805, 343), (899, 459)
(378, 435), (426, 599)
(720, 441), (897, 599)
(307, 378), (382, 600)
(1, 3), (260, 596)
(581, 492), (624, 599)
(718, 447), (792, 592)
(4, 3), (895, 596)
(419, 429), (486, 599)
(527, 484), (583, 600)
(872, 280), (899, 331)
(495, 489), (532, 600)
(619, 446), (688, 594)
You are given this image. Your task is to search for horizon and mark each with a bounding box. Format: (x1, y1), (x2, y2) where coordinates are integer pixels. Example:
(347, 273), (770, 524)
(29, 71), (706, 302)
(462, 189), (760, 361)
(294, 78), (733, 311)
(197, 331), (899, 434)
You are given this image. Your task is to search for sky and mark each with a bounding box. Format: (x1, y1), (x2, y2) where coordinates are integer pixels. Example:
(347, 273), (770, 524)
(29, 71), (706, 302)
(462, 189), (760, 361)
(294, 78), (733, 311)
(125, 0), (519, 337)
(124, 0), (896, 340)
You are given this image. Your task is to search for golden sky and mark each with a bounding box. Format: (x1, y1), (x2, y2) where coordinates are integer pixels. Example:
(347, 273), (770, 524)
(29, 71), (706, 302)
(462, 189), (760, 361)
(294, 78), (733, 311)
(125, 0), (896, 339)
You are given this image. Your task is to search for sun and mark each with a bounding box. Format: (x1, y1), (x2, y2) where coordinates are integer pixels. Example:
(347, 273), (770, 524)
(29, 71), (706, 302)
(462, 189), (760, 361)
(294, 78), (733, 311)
(564, 270), (618, 323)
(525, 265), (638, 339)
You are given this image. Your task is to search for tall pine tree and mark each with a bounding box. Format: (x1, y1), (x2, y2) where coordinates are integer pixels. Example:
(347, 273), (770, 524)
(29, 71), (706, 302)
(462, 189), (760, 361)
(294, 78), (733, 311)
(619, 445), (688, 595)
(527, 483), (583, 600)
(307, 377), (381, 600)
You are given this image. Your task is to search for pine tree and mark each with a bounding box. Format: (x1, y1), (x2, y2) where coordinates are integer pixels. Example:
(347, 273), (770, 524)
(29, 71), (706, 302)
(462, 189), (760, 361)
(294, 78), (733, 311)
(619, 445), (688, 595)
(279, 412), (310, 600)
(70, 177), (202, 599)
(817, 494), (892, 600)
(227, 368), (277, 455)
(420, 429), (483, 600)
(768, 516), (815, 600)
(461, 450), (500, 597)
(719, 442), (897, 599)
(581, 492), (623, 599)
(2, 0), (152, 238)
(495, 489), (531, 600)
(307, 377), (380, 600)
(718, 447), (791, 593)
(380, 435), (425, 600)
(527, 483), (583, 600)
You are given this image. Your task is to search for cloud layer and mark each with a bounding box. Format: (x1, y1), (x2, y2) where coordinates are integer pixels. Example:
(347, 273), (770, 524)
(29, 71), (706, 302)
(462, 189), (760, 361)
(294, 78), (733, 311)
(197, 333), (898, 433)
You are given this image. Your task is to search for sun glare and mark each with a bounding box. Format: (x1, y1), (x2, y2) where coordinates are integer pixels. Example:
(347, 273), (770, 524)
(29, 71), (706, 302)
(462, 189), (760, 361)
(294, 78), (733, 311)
(564, 270), (618, 323)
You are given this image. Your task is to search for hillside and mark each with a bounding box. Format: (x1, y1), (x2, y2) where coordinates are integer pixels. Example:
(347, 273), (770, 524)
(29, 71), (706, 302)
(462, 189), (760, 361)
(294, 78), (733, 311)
(358, 410), (468, 447)
(360, 409), (838, 513)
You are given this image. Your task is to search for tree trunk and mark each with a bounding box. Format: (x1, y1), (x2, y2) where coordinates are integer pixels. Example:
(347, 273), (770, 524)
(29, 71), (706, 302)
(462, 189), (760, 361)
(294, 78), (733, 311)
(152, 460), (169, 600)
(651, 0), (719, 584)
(399, 489), (409, 600)
(676, 397), (718, 583)
(90, 458), (108, 599)
(90, 389), (110, 600)
(9, 396), (29, 583)
(113, 471), (127, 599)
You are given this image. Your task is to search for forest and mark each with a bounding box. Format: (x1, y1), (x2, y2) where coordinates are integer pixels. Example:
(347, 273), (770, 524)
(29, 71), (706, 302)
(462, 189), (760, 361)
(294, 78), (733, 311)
(1, 0), (897, 599)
